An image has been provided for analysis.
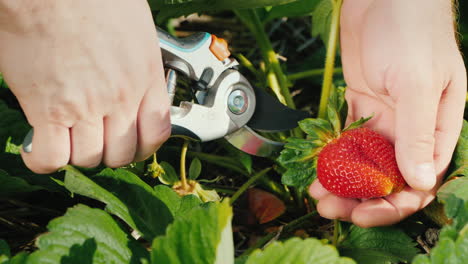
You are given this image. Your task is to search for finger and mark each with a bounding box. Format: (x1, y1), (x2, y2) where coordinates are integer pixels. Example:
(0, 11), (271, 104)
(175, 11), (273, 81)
(433, 63), (466, 173)
(393, 74), (440, 191)
(103, 113), (138, 168)
(309, 180), (331, 200)
(70, 119), (104, 168)
(345, 89), (396, 141)
(21, 124), (70, 174)
(351, 186), (434, 227)
(134, 58), (171, 162)
(316, 194), (360, 222)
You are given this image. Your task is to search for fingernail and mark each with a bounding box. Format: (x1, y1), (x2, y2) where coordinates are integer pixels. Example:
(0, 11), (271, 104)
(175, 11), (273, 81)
(22, 129), (33, 153)
(412, 163), (436, 191)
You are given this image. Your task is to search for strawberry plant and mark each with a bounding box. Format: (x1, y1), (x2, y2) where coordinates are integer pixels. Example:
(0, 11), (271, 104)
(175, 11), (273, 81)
(1, 0), (468, 263)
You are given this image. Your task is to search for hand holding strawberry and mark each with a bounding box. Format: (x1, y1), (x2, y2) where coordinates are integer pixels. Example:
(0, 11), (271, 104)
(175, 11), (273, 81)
(309, 0), (466, 227)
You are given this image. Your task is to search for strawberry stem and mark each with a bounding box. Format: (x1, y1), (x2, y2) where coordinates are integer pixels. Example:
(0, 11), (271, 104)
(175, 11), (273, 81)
(240, 211), (318, 257)
(332, 219), (340, 246)
(318, 0), (343, 119)
(288, 67), (343, 81)
(230, 167), (271, 205)
(180, 139), (190, 190)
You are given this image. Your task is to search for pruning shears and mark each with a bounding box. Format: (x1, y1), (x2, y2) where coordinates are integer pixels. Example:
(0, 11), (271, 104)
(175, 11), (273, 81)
(23, 28), (308, 158)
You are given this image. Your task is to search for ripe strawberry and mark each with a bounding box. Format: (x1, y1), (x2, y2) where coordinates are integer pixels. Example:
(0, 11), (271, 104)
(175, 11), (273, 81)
(317, 127), (406, 198)
(278, 87), (407, 199)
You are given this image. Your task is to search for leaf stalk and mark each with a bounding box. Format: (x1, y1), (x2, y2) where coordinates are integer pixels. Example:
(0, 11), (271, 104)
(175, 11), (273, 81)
(318, 0), (343, 119)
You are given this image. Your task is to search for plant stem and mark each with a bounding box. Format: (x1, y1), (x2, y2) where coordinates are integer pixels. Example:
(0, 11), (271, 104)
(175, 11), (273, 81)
(165, 146), (249, 176)
(288, 67), (343, 81)
(332, 219), (340, 246)
(235, 53), (261, 78)
(210, 186), (237, 195)
(318, 0), (343, 119)
(230, 167), (271, 205)
(292, 188), (305, 211)
(243, 9), (295, 109)
(241, 211), (317, 256)
(180, 140), (189, 190)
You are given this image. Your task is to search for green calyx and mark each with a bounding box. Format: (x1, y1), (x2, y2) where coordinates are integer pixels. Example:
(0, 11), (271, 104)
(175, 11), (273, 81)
(277, 86), (372, 189)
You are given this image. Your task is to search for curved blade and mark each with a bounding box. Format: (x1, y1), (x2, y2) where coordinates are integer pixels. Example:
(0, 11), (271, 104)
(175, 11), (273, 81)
(247, 88), (309, 132)
(224, 126), (284, 158)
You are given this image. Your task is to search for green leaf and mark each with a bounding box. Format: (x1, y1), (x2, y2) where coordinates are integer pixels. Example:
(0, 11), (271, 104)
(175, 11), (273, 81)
(0, 153), (65, 193)
(0, 73), (7, 90)
(238, 152), (253, 174)
(151, 200), (234, 264)
(0, 100), (30, 152)
(298, 118), (334, 139)
(8, 253), (29, 264)
(450, 120), (468, 178)
(0, 169), (43, 196)
(280, 141), (322, 164)
(438, 177), (468, 207)
(343, 116), (373, 132)
(153, 184), (202, 217)
(284, 137), (324, 151)
(245, 237), (355, 264)
(0, 240), (10, 258)
(312, 0), (333, 45)
(328, 85), (348, 126)
(278, 137), (320, 189)
(447, 165), (468, 180)
(5, 137), (21, 155)
(327, 104), (341, 134)
(280, 157), (316, 188)
(264, 0), (321, 22)
(63, 166), (174, 241)
(437, 177), (468, 228)
(411, 223), (468, 264)
(159, 161), (179, 185)
(188, 157), (202, 180)
(235, 256), (248, 264)
(27, 204), (149, 264)
(150, 0), (299, 23)
(177, 194), (203, 214)
(339, 225), (419, 264)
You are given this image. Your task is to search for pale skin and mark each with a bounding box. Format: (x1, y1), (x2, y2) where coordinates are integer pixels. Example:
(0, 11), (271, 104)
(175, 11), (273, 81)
(0, 0), (466, 227)
(309, 0), (467, 227)
(0, 0), (171, 172)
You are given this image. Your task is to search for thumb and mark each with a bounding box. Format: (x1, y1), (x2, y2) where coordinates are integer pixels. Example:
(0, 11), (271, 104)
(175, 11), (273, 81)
(394, 76), (439, 191)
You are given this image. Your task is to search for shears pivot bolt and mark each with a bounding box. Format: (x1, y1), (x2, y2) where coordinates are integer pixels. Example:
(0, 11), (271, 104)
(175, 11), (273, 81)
(228, 89), (248, 115)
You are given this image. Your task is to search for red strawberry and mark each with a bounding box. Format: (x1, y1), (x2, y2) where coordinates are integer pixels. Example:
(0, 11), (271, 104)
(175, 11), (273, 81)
(317, 127), (406, 198)
(278, 87), (407, 199)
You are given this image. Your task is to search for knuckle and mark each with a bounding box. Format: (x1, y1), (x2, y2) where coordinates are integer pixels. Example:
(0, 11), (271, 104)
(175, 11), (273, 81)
(152, 122), (172, 145)
(111, 85), (138, 107)
(104, 156), (134, 169)
(406, 134), (435, 152)
(25, 154), (68, 174)
(386, 66), (434, 93)
(352, 219), (376, 229)
(135, 127), (170, 162)
(46, 96), (82, 126)
(70, 155), (102, 169)
(72, 160), (101, 169)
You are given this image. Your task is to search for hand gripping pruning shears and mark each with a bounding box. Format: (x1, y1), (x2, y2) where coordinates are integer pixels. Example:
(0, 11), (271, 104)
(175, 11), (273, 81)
(23, 28), (308, 158)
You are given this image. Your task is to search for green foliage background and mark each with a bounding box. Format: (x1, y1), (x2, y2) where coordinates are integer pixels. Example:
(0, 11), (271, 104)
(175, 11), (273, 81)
(0, 0), (467, 263)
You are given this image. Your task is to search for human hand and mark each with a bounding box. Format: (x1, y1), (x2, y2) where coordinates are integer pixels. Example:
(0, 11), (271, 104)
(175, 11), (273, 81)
(309, 0), (467, 227)
(0, 0), (170, 173)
